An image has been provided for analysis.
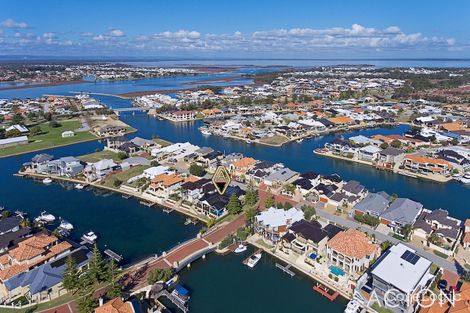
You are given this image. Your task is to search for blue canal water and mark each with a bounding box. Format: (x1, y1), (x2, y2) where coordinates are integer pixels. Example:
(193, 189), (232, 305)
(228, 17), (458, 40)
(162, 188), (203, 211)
(0, 68), (469, 312)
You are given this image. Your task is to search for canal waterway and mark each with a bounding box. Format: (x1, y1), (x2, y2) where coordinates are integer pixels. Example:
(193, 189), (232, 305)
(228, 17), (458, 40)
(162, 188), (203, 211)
(0, 67), (469, 312)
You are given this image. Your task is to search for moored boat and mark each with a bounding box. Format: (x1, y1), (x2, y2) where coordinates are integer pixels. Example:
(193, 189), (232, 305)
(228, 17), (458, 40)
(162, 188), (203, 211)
(42, 177), (52, 184)
(234, 244), (247, 254)
(75, 183), (85, 190)
(34, 211), (56, 223)
(461, 173), (470, 184)
(59, 218), (74, 231)
(246, 252), (262, 268)
(82, 231), (98, 243)
(344, 300), (361, 313)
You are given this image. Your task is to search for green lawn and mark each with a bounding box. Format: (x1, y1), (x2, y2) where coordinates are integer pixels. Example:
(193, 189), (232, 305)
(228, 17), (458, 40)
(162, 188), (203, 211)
(78, 150), (120, 163)
(154, 138), (172, 147)
(102, 165), (150, 188)
(0, 120), (97, 158)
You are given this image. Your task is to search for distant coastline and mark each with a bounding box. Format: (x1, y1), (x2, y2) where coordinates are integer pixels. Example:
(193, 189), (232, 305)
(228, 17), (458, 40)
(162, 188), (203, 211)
(0, 80), (87, 91)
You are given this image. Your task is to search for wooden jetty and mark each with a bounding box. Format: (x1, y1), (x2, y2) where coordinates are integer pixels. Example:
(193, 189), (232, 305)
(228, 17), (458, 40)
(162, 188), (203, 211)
(163, 207), (174, 213)
(104, 249), (123, 263)
(313, 283), (339, 301)
(275, 263), (295, 277)
(139, 200), (154, 207)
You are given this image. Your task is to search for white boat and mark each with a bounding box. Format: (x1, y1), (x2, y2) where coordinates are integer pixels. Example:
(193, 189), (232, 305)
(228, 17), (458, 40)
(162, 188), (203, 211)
(296, 138), (304, 143)
(234, 244), (247, 254)
(246, 140), (252, 144)
(200, 129), (211, 136)
(34, 211), (56, 223)
(82, 231), (98, 243)
(344, 300), (361, 313)
(461, 173), (470, 184)
(42, 178), (52, 184)
(75, 183), (85, 190)
(59, 219), (74, 231)
(246, 252), (262, 268)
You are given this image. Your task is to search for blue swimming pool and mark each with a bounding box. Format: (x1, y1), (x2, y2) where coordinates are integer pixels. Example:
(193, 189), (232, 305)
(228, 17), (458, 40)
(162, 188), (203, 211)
(329, 265), (346, 276)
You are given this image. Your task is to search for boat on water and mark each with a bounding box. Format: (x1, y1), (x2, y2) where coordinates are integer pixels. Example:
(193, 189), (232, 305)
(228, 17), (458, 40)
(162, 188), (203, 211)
(199, 127), (211, 135)
(75, 183), (85, 190)
(42, 177), (52, 184)
(461, 173), (470, 184)
(246, 140), (253, 144)
(296, 138), (304, 143)
(34, 211), (56, 223)
(171, 284), (190, 304)
(246, 252), (262, 268)
(82, 231), (98, 243)
(344, 300), (361, 313)
(234, 244), (247, 254)
(59, 219), (74, 231)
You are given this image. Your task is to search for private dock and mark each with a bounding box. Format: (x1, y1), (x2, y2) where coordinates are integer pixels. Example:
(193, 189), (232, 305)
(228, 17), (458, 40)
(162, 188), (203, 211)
(104, 249), (123, 263)
(139, 200), (154, 207)
(122, 194), (133, 199)
(275, 263), (295, 277)
(242, 248), (262, 265)
(163, 207), (174, 213)
(313, 283), (339, 301)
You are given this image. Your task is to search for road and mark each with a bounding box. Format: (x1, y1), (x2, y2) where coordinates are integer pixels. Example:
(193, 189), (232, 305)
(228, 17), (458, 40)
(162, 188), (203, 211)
(316, 208), (458, 272)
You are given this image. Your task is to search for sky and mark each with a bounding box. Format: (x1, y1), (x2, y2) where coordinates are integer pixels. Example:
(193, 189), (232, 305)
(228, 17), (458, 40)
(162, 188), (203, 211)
(0, 0), (469, 59)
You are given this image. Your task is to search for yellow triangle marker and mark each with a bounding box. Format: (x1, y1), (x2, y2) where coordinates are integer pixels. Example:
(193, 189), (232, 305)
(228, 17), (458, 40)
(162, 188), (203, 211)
(212, 166), (231, 195)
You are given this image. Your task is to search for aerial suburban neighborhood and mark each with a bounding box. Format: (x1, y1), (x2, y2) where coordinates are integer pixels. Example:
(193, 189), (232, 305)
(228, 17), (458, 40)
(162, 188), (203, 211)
(1, 1), (470, 313)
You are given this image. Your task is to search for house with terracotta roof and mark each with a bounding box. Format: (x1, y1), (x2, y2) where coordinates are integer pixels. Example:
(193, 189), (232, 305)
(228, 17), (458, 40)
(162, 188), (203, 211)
(327, 116), (354, 126)
(449, 281), (470, 313)
(0, 233), (72, 284)
(403, 155), (453, 176)
(145, 173), (185, 198)
(169, 110), (195, 121)
(229, 157), (257, 178)
(95, 297), (135, 313)
(326, 228), (380, 274)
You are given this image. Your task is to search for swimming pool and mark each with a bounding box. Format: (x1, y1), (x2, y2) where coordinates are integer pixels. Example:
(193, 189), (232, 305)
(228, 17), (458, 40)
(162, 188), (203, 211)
(329, 265), (346, 276)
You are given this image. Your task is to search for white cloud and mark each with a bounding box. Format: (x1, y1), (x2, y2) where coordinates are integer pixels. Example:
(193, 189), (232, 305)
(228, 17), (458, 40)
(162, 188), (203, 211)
(108, 29), (125, 37)
(1, 18), (29, 29)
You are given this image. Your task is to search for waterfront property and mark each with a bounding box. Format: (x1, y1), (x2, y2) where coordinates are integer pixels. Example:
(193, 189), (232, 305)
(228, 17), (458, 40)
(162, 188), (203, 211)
(354, 243), (434, 313)
(255, 207), (304, 244)
(326, 229), (380, 275)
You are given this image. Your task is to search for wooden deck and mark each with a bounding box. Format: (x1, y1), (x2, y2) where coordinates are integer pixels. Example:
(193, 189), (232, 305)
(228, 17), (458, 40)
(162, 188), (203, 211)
(313, 283), (339, 301)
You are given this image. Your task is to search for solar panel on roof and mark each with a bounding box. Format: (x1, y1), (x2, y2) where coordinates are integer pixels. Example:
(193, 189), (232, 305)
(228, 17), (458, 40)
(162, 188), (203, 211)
(401, 250), (420, 265)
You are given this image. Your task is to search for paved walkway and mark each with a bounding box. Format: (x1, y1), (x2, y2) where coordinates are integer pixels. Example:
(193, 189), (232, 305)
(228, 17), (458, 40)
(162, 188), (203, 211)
(316, 209), (458, 272)
(122, 214), (246, 291)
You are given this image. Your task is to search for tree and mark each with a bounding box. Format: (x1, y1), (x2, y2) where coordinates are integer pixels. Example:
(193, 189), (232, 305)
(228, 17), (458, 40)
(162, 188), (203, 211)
(264, 193), (275, 208)
(245, 206), (257, 224)
(1, 210), (11, 219)
(401, 224), (413, 240)
(49, 120), (61, 128)
(89, 244), (105, 283)
(63, 255), (80, 293)
(105, 259), (122, 299)
(77, 274), (97, 313)
(113, 179), (122, 188)
(29, 125), (42, 136)
(147, 268), (173, 285)
(380, 142), (389, 149)
(117, 152), (127, 160)
(11, 114), (23, 125)
(380, 240), (393, 252)
(244, 189), (258, 207)
(301, 205), (316, 220)
(390, 139), (402, 148)
(189, 163), (206, 177)
(227, 193), (242, 215)
(6, 129), (21, 138)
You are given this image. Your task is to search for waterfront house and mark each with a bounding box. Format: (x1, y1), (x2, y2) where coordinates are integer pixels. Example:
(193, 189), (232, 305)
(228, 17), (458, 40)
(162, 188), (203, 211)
(402, 155), (453, 176)
(380, 198), (423, 235)
(169, 110), (195, 121)
(130, 137), (157, 151)
(142, 165), (171, 180)
(146, 173), (184, 198)
(326, 228), (380, 275)
(194, 186), (243, 218)
(95, 297), (143, 313)
(413, 209), (462, 255)
(280, 219), (330, 263)
(463, 219), (470, 250)
(0, 233), (72, 284)
(349, 135), (382, 147)
(327, 116), (354, 127)
(106, 136), (128, 151)
(354, 243), (433, 313)
(31, 154), (54, 173)
(84, 159), (120, 181)
(0, 216), (21, 236)
(0, 227), (30, 254)
(325, 139), (360, 158)
(229, 157), (257, 180)
(180, 177), (213, 203)
(342, 180), (367, 199)
(46, 156), (84, 177)
(94, 125), (126, 137)
(376, 147), (404, 170)
(255, 207), (304, 244)
(358, 145), (382, 162)
(1, 246), (91, 303)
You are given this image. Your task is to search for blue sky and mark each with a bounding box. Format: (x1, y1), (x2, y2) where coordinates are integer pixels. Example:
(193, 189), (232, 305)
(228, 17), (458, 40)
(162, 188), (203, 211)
(1, 0), (469, 58)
